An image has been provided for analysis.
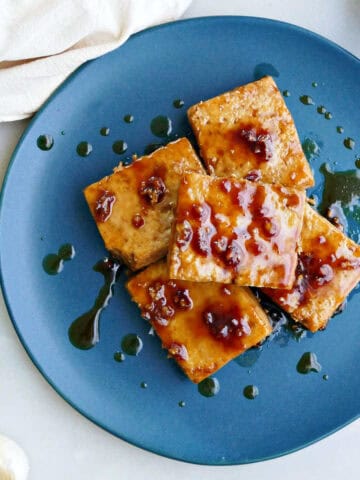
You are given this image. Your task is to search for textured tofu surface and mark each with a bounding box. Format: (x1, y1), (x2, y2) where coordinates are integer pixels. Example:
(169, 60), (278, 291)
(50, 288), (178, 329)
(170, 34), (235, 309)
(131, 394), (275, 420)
(188, 76), (314, 188)
(168, 172), (306, 288)
(127, 260), (272, 383)
(263, 204), (360, 332)
(83, 138), (204, 270)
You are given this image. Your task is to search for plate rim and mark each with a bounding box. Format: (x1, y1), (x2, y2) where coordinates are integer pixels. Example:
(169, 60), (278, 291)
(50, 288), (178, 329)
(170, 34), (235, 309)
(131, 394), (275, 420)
(0, 15), (359, 466)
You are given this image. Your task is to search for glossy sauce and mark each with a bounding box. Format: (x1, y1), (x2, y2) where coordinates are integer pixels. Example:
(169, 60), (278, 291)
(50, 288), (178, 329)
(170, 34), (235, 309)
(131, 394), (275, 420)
(202, 304), (251, 344)
(228, 125), (274, 163)
(121, 334), (143, 355)
(37, 134), (54, 151)
(112, 140), (128, 155)
(42, 243), (75, 275)
(294, 252), (334, 305)
(299, 95), (314, 105)
(297, 352), (322, 374)
(138, 175), (166, 205)
(173, 99), (184, 109)
(68, 258), (122, 350)
(143, 143), (164, 155)
(175, 177), (302, 287)
(142, 280), (194, 327)
(150, 115), (172, 138)
(132, 214), (145, 228)
(243, 385), (259, 399)
(302, 138), (321, 161)
(76, 141), (92, 157)
(114, 351), (125, 362)
(94, 190), (116, 222)
(253, 63), (279, 80)
(319, 164), (360, 233)
(124, 114), (134, 123)
(197, 377), (220, 397)
(100, 127), (110, 136)
(344, 137), (355, 150)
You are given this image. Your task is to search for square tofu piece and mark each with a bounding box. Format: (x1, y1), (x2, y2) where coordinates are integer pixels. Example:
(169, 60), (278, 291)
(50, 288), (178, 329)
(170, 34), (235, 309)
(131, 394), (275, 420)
(84, 138), (204, 270)
(188, 76), (314, 188)
(168, 172), (306, 288)
(263, 204), (360, 332)
(127, 260), (272, 383)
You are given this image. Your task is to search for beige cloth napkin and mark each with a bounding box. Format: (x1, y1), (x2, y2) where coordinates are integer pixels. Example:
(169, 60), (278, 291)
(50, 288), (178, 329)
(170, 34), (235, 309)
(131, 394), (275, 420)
(0, 0), (192, 122)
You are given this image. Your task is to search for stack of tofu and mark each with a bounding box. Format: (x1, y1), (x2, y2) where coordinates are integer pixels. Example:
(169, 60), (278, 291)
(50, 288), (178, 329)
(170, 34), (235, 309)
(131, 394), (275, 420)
(84, 77), (360, 383)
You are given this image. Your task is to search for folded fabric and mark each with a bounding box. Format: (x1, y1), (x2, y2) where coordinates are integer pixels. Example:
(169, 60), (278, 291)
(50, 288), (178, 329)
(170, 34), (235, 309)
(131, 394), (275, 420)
(0, 0), (192, 122)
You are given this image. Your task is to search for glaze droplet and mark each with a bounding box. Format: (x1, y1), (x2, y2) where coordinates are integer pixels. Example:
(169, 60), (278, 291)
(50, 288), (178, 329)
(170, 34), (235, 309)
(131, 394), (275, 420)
(114, 351), (125, 362)
(299, 95), (314, 105)
(37, 134), (54, 151)
(121, 333), (143, 356)
(198, 377), (220, 397)
(42, 243), (75, 275)
(76, 141), (93, 157)
(243, 385), (259, 399)
(297, 352), (322, 374)
(124, 114), (134, 123)
(112, 140), (128, 155)
(150, 115), (172, 138)
(302, 137), (321, 161)
(68, 258), (121, 350)
(344, 137), (355, 150)
(173, 99), (184, 109)
(253, 63), (279, 80)
(100, 127), (110, 136)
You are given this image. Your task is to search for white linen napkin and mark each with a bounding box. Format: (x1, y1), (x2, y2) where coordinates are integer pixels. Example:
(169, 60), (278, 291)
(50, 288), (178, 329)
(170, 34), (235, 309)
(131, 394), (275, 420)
(0, 0), (192, 122)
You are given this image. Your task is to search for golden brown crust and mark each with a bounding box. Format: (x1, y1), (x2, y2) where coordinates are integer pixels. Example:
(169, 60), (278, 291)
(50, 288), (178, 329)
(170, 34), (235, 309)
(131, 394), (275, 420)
(263, 204), (360, 331)
(188, 76), (314, 188)
(127, 260), (272, 383)
(83, 138), (204, 270)
(168, 172), (305, 288)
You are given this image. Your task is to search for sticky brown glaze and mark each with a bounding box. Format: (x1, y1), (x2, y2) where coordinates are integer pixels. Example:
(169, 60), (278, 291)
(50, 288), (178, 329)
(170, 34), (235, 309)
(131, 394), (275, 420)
(138, 171), (167, 205)
(187, 76), (314, 188)
(94, 190), (116, 222)
(203, 304), (251, 346)
(263, 204), (360, 332)
(230, 125), (274, 163)
(168, 172), (305, 288)
(127, 260), (272, 383)
(83, 138), (204, 271)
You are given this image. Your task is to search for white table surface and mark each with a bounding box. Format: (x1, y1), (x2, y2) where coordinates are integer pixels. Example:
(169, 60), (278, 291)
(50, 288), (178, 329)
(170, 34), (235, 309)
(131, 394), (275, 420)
(1, 1), (359, 479)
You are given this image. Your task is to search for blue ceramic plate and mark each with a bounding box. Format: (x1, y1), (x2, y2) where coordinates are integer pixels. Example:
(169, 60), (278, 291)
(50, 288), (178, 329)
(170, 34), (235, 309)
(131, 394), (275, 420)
(1, 17), (360, 465)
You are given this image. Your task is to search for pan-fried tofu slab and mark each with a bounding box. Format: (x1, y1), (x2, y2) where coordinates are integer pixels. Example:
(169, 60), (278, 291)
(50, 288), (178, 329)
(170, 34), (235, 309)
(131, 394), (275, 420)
(188, 76), (314, 188)
(84, 138), (204, 271)
(127, 260), (272, 383)
(263, 204), (360, 332)
(168, 172), (305, 288)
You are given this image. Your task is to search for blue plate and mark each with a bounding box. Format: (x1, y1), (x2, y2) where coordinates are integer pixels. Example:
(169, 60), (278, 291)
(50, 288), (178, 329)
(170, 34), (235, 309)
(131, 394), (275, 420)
(1, 17), (360, 465)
